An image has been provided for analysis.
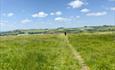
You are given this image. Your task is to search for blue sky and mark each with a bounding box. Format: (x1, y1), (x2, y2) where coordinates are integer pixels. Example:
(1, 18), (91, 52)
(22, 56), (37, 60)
(0, 0), (115, 31)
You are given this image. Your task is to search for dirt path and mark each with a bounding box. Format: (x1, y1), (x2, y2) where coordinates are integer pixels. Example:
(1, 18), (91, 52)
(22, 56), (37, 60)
(64, 35), (90, 70)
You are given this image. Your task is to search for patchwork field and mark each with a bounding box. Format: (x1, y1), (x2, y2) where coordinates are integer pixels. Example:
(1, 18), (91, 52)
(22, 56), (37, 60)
(0, 32), (115, 70)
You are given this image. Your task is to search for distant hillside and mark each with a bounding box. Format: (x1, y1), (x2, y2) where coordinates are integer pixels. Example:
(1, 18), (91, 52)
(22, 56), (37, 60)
(0, 25), (115, 36)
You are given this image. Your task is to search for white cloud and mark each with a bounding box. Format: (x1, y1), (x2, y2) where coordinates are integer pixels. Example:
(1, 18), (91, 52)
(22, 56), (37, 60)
(86, 11), (107, 16)
(7, 13), (14, 17)
(2, 13), (14, 17)
(110, 7), (115, 11)
(50, 11), (62, 16)
(70, 16), (80, 18)
(76, 16), (80, 18)
(21, 19), (31, 24)
(55, 11), (62, 15)
(80, 8), (90, 13)
(68, 0), (84, 8)
(50, 12), (55, 15)
(54, 17), (71, 22)
(32, 12), (48, 18)
(55, 17), (66, 21)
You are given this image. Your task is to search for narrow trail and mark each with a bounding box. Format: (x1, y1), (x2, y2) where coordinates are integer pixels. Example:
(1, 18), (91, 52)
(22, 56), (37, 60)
(63, 34), (90, 70)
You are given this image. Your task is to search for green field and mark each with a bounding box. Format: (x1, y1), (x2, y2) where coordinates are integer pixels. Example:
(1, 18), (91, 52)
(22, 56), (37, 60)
(0, 33), (115, 70)
(68, 33), (115, 70)
(0, 34), (80, 70)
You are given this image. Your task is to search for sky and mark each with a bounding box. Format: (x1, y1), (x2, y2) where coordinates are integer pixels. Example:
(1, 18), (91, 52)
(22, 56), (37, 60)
(0, 0), (115, 31)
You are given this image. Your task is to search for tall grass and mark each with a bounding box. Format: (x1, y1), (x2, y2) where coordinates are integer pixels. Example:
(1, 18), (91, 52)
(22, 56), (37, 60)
(1, 33), (115, 70)
(0, 34), (80, 70)
(68, 33), (115, 70)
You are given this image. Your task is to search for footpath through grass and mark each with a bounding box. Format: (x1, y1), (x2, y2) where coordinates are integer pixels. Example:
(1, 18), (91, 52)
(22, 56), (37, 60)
(0, 34), (80, 70)
(68, 33), (115, 70)
(0, 33), (115, 70)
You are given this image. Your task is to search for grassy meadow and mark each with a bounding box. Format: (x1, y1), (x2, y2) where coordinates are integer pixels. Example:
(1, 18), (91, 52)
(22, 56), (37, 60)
(68, 32), (115, 70)
(0, 34), (80, 70)
(0, 32), (115, 70)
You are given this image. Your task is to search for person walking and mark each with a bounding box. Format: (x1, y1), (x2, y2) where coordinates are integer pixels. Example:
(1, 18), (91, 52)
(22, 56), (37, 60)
(64, 32), (67, 36)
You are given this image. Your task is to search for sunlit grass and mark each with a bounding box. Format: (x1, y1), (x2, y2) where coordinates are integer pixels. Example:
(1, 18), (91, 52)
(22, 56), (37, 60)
(0, 32), (115, 70)
(0, 34), (80, 70)
(68, 33), (115, 70)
